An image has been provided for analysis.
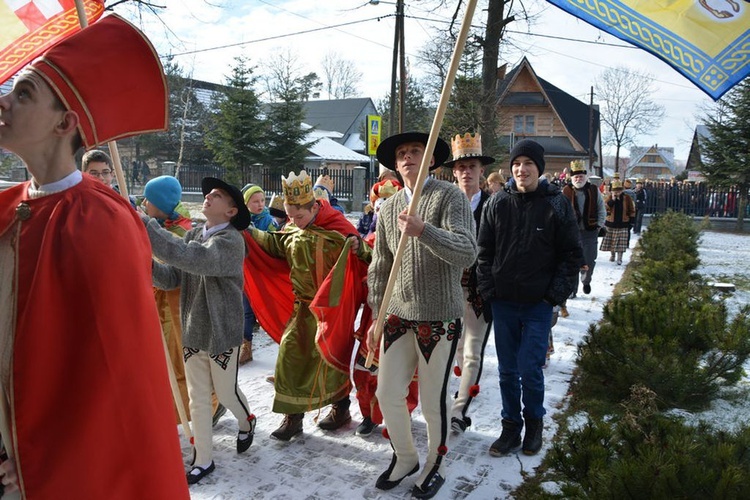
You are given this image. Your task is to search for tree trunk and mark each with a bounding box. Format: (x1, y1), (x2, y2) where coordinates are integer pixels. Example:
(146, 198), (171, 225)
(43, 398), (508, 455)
(737, 186), (747, 232)
(480, 0), (508, 155)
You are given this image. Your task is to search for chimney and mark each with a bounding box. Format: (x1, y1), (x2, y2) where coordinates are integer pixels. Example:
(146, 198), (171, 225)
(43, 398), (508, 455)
(497, 64), (507, 81)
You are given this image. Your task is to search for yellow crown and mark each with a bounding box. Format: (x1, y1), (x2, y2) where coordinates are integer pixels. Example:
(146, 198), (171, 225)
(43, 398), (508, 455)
(570, 160), (586, 173)
(450, 132), (484, 160)
(370, 179), (401, 204)
(282, 170), (315, 205)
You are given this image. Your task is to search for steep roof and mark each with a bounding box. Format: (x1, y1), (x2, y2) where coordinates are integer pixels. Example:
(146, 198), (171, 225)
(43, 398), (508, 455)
(496, 58), (600, 155)
(302, 98), (375, 136)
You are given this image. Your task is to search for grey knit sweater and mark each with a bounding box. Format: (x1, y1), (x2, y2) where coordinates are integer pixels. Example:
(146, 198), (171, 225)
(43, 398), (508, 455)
(367, 178), (477, 321)
(146, 219), (245, 354)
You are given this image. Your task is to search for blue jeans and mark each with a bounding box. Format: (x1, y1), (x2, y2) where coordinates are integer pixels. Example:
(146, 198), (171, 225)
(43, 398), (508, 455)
(491, 299), (552, 424)
(243, 293), (255, 342)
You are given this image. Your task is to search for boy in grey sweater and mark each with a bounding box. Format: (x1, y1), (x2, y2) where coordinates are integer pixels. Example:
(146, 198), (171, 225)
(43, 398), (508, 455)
(367, 132), (477, 499)
(141, 177), (255, 485)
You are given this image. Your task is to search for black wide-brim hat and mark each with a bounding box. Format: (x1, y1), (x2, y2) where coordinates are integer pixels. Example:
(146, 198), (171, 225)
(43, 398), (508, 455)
(376, 132), (451, 171)
(443, 154), (495, 169)
(201, 177), (252, 230)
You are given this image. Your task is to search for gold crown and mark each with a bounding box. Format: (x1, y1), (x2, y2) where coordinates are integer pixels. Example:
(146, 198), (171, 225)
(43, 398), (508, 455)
(282, 170), (315, 205)
(450, 132), (484, 160)
(313, 186), (330, 202)
(570, 160), (586, 173)
(370, 179), (401, 204)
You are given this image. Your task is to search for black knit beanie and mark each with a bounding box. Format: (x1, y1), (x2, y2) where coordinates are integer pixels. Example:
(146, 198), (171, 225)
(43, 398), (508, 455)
(509, 139), (545, 175)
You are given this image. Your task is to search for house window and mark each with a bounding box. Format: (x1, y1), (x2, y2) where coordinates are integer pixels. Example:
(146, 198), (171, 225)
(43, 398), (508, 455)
(513, 115), (535, 134)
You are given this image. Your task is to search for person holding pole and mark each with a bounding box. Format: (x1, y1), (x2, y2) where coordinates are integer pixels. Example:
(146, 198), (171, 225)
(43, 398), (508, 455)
(140, 177), (256, 485)
(367, 132), (477, 498)
(444, 133), (495, 434)
(477, 139), (582, 457)
(0, 15), (188, 498)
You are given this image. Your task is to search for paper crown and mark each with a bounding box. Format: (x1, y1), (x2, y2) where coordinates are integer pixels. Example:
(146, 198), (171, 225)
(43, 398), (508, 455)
(370, 179), (403, 204)
(569, 160), (587, 175)
(444, 133), (495, 167)
(314, 174), (334, 193)
(282, 170), (315, 205)
(268, 193), (286, 218)
(610, 173), (623, 190)
(28, 15), (168, 149)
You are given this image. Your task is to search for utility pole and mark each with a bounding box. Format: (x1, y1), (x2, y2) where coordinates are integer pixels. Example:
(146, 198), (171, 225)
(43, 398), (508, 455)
(397, 0), (405, 133)
(588, 86), (598, 176)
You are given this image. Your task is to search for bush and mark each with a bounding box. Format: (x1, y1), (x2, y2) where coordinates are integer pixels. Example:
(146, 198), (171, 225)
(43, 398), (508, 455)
(575, 211), (750, 410)
(543, 387), (750, 499)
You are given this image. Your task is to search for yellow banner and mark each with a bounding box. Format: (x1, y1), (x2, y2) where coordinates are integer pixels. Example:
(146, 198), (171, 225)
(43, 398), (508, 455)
(366, 115), (382, 156)
(546, 0), (750, 100)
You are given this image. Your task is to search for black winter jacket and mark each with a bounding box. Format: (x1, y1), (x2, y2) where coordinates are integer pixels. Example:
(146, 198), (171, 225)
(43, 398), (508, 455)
(477, 181), (583, 306)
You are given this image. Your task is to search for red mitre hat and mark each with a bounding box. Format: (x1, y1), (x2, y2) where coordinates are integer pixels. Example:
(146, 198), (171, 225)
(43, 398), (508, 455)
(27, 14), (167, 149)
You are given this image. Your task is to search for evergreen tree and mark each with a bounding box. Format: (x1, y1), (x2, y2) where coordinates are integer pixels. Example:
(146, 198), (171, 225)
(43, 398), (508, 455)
(263, 77), (318, 177)
(699, 79), (750, 231)
(378, 76), (433, 137)
(204, 57), (266, 186)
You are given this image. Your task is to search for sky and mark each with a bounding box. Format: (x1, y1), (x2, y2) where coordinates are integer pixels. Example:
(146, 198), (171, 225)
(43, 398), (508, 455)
(113, 0), (722, 162)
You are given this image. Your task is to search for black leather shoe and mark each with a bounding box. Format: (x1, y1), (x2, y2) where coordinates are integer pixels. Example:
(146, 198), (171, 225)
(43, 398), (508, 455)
(451, 416), (468, 433)
(583, 283), (592, 294)
(186, 461), (215, 485)
(375, 454), (419, 490)
(411, 472), (445, 499)
(237, 415), (256, 453)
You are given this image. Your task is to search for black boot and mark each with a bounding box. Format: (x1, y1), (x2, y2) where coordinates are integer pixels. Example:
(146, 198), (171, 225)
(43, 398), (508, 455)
(318, 397), (351, 431)
(522, 417), (543, 455)
(270, 413), (303, 441)
(489, 419), (522, 456)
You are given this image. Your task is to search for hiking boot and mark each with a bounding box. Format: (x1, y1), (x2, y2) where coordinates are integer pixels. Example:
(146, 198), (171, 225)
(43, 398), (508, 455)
(271, 413), (303, 441)
(583, 283), (591, 294)
(356, 416), (378, 436)
(489, 419), (522, 456)
(212, 403), (227, 427)
(522, 417), (544, 455)
(238, 339), (253, 365)
(318, 398), (351, 430)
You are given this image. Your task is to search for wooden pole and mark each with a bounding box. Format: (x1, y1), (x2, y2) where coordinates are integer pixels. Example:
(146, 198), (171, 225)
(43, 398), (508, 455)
(365, 0), (479, 367)
(72, 0), (191, 438)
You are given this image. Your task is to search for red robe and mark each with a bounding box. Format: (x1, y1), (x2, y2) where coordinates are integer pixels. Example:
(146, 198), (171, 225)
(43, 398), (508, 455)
(0, 178), (188, 499)
(243, 200), (368, 373)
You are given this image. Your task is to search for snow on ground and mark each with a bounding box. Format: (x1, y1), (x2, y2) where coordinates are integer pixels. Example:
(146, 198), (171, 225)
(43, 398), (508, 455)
(184, 228), (749, 499)
(184, 227), (629, 500)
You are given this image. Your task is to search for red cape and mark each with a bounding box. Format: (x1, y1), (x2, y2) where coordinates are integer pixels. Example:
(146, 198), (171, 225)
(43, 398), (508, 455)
(243, 200), (367, 373)
(0, 178), (188, 499)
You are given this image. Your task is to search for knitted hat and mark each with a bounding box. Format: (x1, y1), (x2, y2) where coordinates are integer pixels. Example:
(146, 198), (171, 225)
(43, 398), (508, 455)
(28, 15), (167, 149)
(509, 139), (545, 174)
(242, 184), (264, 205)
(376, 131), (450, 171)
(144, 176), (182, 218)
(201, 177), (251, 230)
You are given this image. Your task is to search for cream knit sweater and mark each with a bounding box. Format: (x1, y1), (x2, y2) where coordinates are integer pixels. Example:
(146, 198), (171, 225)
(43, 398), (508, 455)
(367, 178), (477, 321)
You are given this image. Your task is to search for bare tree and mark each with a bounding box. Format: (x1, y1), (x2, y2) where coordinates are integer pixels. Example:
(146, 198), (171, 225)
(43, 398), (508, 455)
(259, 49), (321, 102)
(595, 66), (665, 174)
(321, 52), (362, 99)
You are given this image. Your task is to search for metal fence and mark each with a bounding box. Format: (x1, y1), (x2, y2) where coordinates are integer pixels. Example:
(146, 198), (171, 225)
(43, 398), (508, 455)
(640, 182), (748, 218)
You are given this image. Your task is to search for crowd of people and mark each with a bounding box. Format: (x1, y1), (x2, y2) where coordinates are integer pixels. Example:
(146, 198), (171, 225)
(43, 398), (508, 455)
(0, 13), (659, 499)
